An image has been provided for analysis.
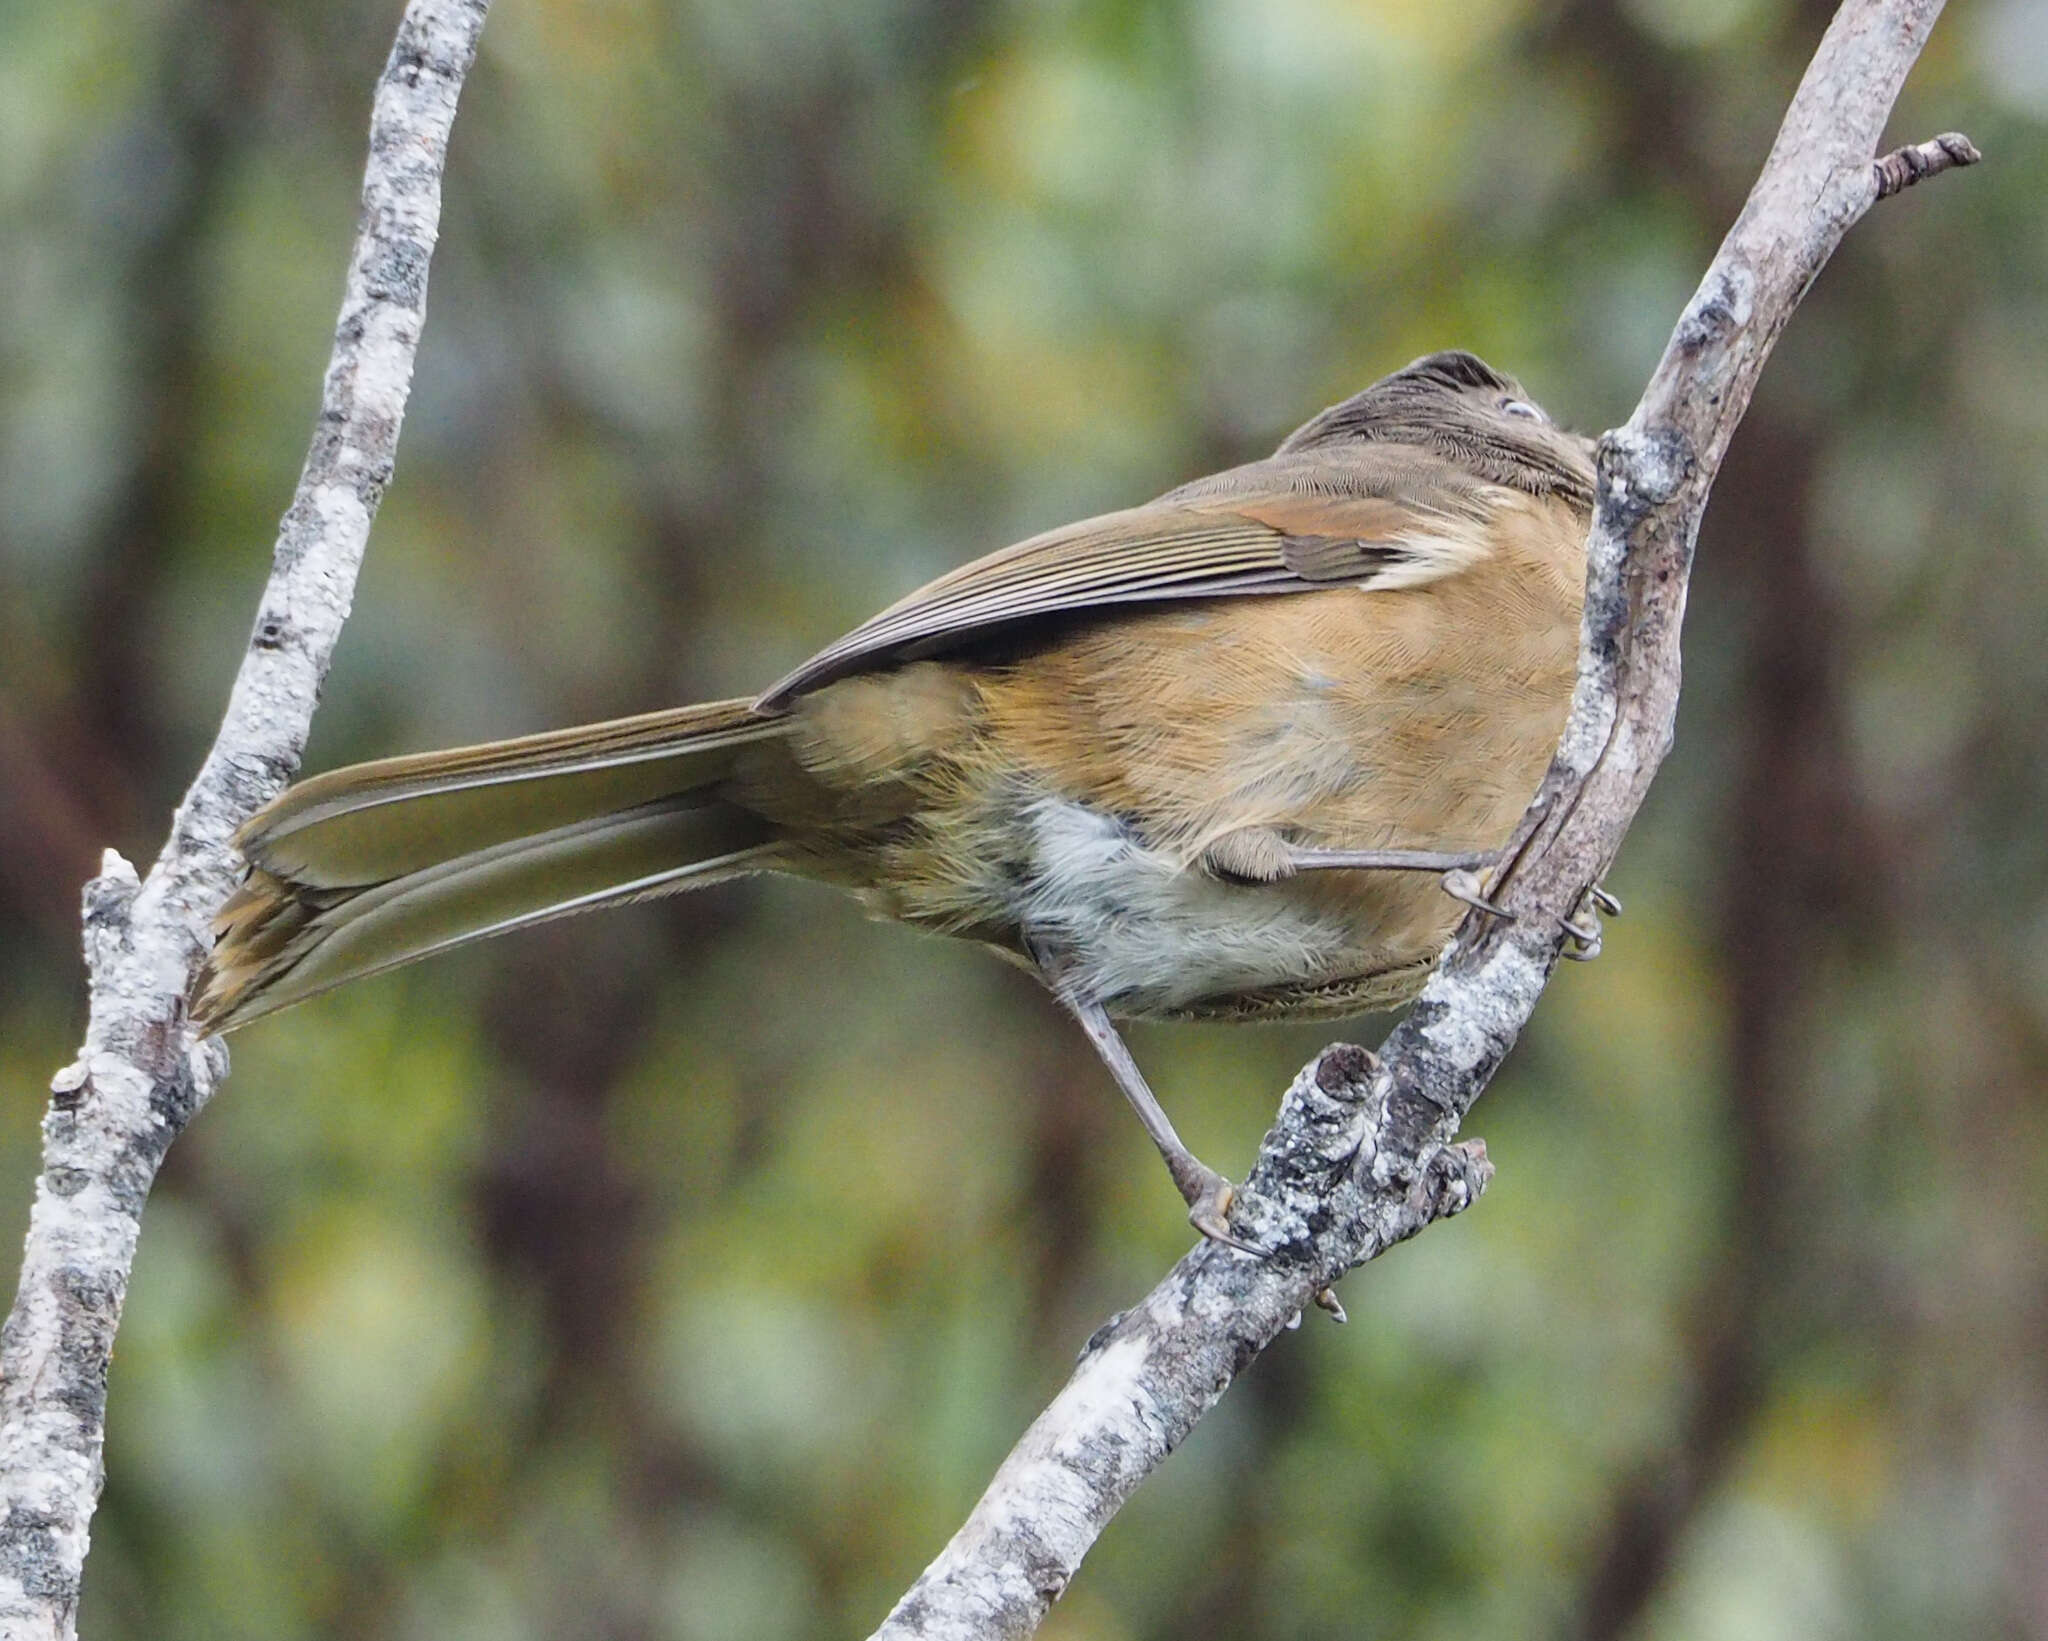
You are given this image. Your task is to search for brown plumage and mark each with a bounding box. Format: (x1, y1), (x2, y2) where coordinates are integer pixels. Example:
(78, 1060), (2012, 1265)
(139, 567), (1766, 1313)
(196, 350), (1595, 1247)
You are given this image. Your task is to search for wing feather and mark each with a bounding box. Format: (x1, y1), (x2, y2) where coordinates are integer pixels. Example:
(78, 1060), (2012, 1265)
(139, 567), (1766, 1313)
(757, 443), (1503, 706)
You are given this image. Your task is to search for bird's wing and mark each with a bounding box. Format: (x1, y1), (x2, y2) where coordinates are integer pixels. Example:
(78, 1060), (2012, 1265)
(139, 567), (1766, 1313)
(757, 447), (1502, 706)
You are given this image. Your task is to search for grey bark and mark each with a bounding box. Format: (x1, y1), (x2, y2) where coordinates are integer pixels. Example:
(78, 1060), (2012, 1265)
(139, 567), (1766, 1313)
(0, 4), (490, 1636)
(869, 3), (1976, 1636)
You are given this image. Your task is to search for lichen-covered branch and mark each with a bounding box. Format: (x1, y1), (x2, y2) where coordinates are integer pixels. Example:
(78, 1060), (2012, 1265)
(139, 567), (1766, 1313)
(0, 4), (489, 1634)
(872, 1046), (1491, 1641)
(870, 3), (1974, 1635)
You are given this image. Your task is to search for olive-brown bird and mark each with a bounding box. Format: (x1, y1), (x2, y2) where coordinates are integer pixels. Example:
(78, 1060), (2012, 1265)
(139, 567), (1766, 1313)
(196, 350), (1594, 1249)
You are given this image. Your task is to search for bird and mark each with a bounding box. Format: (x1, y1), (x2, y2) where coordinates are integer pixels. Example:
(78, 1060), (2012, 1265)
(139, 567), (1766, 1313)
(195, 350), (1596, 1251)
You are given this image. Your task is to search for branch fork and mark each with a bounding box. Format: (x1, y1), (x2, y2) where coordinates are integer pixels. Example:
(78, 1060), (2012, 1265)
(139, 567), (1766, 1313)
(0, 6), (490, 1637)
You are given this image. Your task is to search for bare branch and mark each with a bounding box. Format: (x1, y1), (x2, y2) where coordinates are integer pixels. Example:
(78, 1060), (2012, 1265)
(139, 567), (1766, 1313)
(870, 2), (1974, 1635)
(0, 4), (489, 1634)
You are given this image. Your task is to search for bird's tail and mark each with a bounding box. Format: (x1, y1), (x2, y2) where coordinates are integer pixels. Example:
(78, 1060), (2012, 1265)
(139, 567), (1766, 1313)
(194, 698), (794, 1033)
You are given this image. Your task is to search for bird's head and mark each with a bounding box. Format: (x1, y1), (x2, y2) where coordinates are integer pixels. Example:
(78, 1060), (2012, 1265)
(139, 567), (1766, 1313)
(1279, 350), (1597, 508)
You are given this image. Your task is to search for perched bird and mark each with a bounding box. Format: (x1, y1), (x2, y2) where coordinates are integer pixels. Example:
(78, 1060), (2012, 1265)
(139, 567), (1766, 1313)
(196, 350), (1595, 1249)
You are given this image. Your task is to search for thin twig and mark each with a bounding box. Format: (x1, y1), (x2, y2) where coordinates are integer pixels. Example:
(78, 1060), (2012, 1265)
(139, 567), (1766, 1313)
(0, 4), (489, 1635)
(869, 2), (1975, 1635)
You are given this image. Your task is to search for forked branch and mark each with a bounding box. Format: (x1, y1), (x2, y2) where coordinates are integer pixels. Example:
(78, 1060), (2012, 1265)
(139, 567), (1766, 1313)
(0, 4), (490, 1635)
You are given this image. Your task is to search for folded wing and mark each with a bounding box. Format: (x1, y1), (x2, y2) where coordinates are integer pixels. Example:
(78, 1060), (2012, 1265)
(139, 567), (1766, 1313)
(756, 443), (1503, 707)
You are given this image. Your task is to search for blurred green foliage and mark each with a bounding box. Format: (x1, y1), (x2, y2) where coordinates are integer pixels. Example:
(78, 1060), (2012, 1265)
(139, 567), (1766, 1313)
(2, 0), (2046, 1637)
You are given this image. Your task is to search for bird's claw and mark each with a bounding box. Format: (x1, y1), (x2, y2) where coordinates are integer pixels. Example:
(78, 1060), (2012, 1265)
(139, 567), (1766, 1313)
(1559, 881), (1617, 961)
(1183, 1169), (1265, 1257)
(1441, 867), (1514, 921)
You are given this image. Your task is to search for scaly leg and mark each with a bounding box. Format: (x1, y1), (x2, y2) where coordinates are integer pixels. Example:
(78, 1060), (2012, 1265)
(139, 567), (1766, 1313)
(1203, 827), (1513, 916)
(1031, 944), (1262, 1255)
(1281, 846), (1495, 874)
(1277, 844), (1516, 920)
(1065, 995), (1263, 1255)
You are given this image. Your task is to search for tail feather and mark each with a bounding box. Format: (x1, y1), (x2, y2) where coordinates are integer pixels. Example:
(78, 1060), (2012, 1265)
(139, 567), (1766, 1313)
(246, 698), (784, 886)
(196, 698), (795, 1032)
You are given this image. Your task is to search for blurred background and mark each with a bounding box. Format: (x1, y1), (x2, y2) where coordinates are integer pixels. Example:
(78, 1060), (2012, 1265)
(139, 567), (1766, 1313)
(2, 0), (2045, 1636)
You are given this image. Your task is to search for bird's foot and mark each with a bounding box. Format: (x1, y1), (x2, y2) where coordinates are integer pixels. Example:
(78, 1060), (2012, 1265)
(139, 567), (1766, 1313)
(1559, 882), (1620, 961)
(1441, 865), (1515, 921)
(1176, 1161), (1265, 1256)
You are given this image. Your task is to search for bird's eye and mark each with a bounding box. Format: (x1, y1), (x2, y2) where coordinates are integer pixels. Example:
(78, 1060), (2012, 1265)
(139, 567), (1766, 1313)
(1500, 396), (1545, 421)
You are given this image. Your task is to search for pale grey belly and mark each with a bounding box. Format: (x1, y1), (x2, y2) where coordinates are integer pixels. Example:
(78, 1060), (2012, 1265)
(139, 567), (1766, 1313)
(1003, 795), (1377, 1018)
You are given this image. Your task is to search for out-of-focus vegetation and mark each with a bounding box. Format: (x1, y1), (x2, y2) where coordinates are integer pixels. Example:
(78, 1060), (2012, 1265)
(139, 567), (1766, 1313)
(2, 0), (2044, 1636)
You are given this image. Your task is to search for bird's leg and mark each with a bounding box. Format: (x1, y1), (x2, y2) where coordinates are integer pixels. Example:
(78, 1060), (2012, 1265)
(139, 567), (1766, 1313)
(1281, 845), (1497, 875)
(1208, 826), (1621, 954)
(1206, 828), (1500, 883)
(1030, 944), (1262, 1255)
(1204, 827), (1516, 916)
(1268, 839), (1518, 922)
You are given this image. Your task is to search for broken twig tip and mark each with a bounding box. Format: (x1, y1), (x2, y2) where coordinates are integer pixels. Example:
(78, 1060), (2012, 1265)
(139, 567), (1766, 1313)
(1873, 132), (1981, 199)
